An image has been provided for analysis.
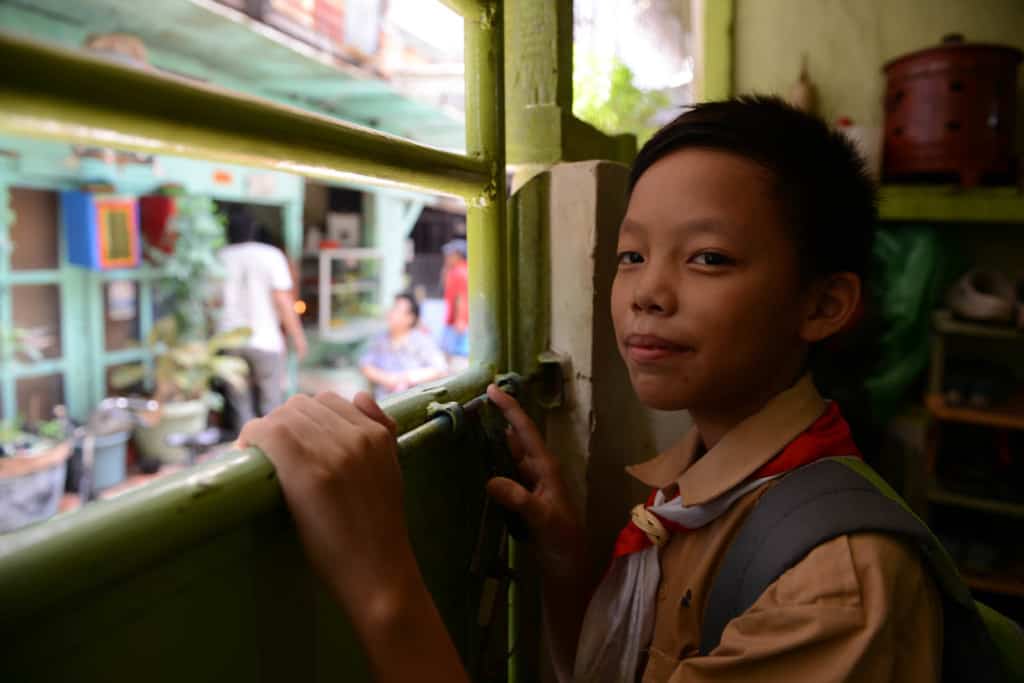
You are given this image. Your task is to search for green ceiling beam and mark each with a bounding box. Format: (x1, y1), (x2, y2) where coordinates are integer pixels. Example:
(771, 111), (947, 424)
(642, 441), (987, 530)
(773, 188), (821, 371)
(0, 32), (490, 200)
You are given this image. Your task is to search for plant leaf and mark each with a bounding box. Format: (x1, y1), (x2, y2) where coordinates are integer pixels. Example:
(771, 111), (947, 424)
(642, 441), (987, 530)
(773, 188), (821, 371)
(110, 363), (147, 389)
(209, 327), (252, 352)
(210, 356), (250, 392)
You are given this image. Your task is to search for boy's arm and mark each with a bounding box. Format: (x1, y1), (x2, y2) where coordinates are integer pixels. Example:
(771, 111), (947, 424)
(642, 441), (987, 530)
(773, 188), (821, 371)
(239, 392), (469, 683)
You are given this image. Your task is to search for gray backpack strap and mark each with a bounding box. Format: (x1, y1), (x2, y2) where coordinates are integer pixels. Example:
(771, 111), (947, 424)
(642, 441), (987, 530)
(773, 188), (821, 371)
(699, 458), (1007, 683)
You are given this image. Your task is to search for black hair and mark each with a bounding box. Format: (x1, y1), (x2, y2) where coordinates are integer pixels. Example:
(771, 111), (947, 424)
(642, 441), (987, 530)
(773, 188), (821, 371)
(631, 96), (883, 442)
(395, 292), (420, 326)
(226, 209), (260, 245)
(630, 95), (877, 284)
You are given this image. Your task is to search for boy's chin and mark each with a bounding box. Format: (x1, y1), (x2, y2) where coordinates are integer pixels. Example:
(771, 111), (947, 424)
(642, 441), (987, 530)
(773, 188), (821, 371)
(630, 376), (694, 412)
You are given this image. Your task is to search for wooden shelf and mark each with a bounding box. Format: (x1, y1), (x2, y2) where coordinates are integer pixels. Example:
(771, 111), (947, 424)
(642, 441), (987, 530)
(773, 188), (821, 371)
(925, 393), (1024, 431)
(961, 569), (1024, 598)
(933, 310), (1024, 342)
(927, 482), (1024, 519)
(879, 185), (1024, 223)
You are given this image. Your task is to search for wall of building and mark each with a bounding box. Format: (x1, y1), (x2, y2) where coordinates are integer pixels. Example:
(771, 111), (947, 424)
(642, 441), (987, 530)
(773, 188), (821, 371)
(733, 0), (1024, 142)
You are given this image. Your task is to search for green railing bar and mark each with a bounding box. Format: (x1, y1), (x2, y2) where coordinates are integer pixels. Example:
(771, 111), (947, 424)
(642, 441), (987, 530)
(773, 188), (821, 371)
(0, 32), (492, 202)
(378, 363), (492, 434)
(0, 364), (496, 623)
(463, 1), (508, 372)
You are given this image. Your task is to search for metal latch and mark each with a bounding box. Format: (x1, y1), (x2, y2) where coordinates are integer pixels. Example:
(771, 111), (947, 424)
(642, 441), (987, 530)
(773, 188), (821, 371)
(535, 351), (568, 409)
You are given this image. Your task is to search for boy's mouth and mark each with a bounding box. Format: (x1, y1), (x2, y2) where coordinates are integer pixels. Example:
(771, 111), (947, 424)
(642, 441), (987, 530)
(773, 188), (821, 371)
(624, 334), (691, 362)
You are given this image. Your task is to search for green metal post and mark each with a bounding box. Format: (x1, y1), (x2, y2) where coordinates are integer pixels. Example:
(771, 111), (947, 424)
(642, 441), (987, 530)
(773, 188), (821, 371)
(699, 0), (735, 101)
(464, 1), (508, 373)
(504, 0), (636, 170)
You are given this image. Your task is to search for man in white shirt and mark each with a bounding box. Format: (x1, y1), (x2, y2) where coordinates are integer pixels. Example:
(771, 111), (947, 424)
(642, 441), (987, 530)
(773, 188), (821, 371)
(218, 211), (307, 430)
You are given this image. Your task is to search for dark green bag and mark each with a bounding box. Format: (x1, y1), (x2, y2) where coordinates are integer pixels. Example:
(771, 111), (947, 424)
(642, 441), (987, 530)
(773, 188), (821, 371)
(701, 457), (1024, 682)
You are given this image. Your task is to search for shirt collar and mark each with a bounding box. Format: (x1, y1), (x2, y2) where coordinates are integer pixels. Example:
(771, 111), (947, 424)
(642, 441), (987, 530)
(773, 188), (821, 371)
(625, 374), (826, 506)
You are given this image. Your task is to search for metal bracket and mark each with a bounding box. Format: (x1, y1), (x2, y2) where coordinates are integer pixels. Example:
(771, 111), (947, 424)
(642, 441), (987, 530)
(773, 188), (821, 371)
(535, 351), (567, 409)
(494, 372), (522, 397)
(426, 400), (464, 433)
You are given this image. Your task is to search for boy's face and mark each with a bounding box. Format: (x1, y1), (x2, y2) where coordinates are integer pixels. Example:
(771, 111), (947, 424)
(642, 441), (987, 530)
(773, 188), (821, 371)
(612, 148), (813, 413)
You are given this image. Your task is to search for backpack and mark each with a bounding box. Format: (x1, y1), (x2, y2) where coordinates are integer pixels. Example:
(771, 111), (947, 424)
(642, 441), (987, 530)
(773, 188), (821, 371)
(700, 456), (1024, 682)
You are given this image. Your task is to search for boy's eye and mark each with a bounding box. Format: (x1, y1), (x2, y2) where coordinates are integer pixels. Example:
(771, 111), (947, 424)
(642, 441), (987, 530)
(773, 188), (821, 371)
(617, 251), (644, 266)
(690, 251), (733, 267)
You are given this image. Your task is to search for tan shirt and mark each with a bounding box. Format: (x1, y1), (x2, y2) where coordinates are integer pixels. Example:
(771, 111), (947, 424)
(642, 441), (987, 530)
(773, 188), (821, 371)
(626, 376), (943, 683)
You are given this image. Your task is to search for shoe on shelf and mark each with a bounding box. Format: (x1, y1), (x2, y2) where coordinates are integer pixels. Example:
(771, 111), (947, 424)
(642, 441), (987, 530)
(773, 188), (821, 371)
(948, 269), (1015, 325)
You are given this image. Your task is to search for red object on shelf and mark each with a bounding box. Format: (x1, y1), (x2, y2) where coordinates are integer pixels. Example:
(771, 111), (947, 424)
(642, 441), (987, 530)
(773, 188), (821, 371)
(139, 195), (178, 255)
(319, 239), (341, 249)
(883, 34), (1022, 187)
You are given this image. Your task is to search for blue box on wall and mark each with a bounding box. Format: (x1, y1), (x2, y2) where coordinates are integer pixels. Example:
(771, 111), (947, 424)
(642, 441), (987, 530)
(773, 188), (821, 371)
(61, 191), (141, 270)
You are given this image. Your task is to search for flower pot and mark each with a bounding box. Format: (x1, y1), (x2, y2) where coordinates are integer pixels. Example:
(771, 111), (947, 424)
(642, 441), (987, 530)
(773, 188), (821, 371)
(0, 440), (72, 533)
(132, 400), (209, 465)
(68, 430), (131, 492)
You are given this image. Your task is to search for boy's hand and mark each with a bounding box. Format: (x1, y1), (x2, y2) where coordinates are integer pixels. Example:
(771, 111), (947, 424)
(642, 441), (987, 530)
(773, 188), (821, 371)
(242, 392), (471, 681)
(485, 384), (586, 581)
(238, 391), (419, 621)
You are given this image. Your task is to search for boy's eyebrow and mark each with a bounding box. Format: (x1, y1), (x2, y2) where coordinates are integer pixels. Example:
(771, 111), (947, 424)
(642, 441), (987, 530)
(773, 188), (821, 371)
(620, 217), (730, 236)
(676, 218), (731, 236)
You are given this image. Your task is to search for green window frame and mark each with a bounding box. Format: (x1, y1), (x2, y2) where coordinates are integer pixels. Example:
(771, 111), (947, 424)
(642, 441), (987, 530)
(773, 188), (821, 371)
(0, 0), (510, 617)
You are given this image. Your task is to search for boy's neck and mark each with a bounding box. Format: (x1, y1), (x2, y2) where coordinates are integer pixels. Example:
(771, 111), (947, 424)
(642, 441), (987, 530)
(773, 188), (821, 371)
(689, 367), (806, 450)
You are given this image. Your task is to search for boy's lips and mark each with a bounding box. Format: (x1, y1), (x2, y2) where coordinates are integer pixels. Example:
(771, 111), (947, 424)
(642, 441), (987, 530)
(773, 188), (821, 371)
(624, 334), (692, 362)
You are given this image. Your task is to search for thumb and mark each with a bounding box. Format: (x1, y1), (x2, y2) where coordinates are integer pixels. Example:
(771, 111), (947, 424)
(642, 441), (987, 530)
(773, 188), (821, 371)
(486, 476), (542, 528)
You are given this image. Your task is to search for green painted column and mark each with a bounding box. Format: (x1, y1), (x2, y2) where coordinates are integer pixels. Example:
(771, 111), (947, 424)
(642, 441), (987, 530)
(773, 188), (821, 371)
(465, 1), (508, 372)
(504, 0), (636, 173)
(699, 0), (735, 101)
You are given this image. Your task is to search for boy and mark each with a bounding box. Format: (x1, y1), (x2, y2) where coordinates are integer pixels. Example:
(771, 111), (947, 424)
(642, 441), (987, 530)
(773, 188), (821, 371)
(238, 97), (942, 682)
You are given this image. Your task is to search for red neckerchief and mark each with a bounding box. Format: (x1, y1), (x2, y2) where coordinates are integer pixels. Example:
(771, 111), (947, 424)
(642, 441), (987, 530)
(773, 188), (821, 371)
(613, 401), (861, 559)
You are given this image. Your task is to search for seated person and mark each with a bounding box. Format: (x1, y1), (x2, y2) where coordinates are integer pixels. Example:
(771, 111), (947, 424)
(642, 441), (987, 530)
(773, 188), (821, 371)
(360, 293), (448, 399)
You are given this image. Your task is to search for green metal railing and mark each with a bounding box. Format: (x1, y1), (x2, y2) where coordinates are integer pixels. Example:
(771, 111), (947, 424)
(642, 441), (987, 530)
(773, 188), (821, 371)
(0, 0), (508, 625)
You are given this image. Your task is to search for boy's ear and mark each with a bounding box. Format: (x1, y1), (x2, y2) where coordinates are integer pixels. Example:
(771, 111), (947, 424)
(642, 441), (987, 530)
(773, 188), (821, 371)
(799, 272), (862, 344)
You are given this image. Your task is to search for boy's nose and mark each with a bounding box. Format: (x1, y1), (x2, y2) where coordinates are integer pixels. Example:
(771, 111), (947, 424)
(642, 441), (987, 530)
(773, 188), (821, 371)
(631, 270), (676, 315)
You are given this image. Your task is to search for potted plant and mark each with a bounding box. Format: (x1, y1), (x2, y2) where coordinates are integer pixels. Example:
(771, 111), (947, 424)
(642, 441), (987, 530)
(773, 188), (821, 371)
(111, 195), (251, 464)
(0, 416), (73, 533)
(112, 318), (250, 463)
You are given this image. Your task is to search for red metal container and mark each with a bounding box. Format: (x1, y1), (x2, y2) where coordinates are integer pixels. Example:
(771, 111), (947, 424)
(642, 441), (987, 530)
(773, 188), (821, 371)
(882, 34), (1022, 187)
